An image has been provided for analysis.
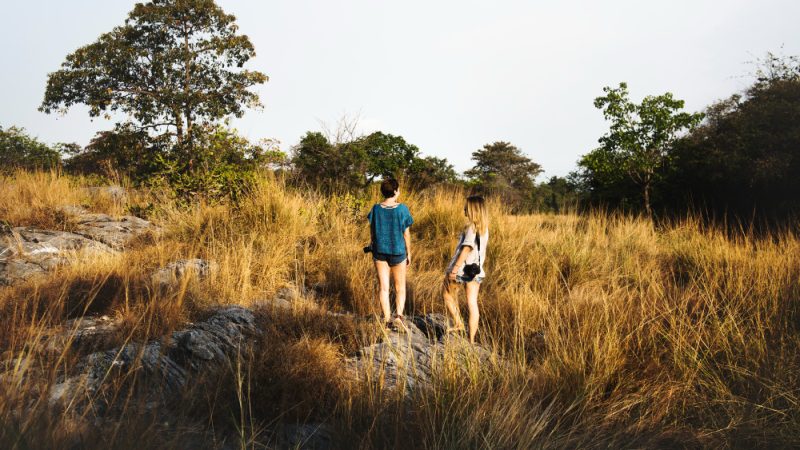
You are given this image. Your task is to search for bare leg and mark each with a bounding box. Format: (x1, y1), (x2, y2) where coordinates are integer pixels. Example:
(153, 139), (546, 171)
(465, 281), (481, 344)
(374, 260), (392, 322)
(390, 261), (407, 317)
(443, 279), (464, 330)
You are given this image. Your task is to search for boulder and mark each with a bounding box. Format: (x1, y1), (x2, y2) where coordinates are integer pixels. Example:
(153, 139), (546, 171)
(45, 315), (121, 354)
(0, 228), (115, 286)
(75, 214), (153, 250)
(49, 306), (259, 413)
(346, 313), (495, 393)
(68, 210), (156, 250)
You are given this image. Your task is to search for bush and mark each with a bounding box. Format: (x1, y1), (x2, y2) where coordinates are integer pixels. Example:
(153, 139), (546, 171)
(66, 123), (287, 202)
(0, 126), (62, 173)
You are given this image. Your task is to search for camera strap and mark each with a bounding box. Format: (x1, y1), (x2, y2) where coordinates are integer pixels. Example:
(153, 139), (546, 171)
(476, 231), (481, 269)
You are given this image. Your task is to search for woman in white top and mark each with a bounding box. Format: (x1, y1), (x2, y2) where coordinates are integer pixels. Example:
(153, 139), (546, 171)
(443, 195), (489, 344)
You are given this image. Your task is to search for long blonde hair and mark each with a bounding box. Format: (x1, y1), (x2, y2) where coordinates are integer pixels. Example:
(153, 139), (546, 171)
(465, 195), (489, 235)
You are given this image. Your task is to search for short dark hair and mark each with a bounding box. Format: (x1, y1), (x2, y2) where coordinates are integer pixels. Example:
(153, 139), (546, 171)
(380, 178), (399, 198)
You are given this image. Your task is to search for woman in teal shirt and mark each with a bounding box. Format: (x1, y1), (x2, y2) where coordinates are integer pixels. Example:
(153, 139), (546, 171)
(367, 178), (413, 331)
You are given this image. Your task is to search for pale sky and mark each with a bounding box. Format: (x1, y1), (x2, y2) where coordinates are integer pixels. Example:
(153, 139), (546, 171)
(1, 1), (798, 177)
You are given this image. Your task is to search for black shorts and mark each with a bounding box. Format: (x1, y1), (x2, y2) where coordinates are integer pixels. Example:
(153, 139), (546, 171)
(373, 252), (407, 267)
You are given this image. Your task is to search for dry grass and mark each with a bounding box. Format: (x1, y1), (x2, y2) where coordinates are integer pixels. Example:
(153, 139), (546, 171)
(0, 171), (798, 448)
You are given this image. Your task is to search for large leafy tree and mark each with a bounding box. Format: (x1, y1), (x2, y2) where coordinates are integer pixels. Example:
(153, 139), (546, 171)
(39, 0), (267, 154)
(584, 82), (703, 216)
(362, 132), (420, 183)
(465, 141), (542, 209)
(291, 132), (369, 190)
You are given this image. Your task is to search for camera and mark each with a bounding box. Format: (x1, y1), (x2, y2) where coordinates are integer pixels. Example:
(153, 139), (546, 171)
(462, 263), (480, 280)
(363, 245), (372, 254)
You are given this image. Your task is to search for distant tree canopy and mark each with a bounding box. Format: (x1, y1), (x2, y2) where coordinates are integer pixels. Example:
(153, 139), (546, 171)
(662, 54), (800, 222)
(465, 141), (542, 211)
(291, 130), (457, 191)
(0, 126), (63, 173)
(530, 175), (582, 214)
(579, 83), (703, 216)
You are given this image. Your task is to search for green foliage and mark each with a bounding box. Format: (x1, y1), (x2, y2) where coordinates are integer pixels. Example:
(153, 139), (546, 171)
(580, 82), (703, 215)
(530, 176), (582, 213)
(663, 56), (800, 223)
(160, 125), (287, 201)
(39, 0), (271, 200)
(0, 126), (63, 173)
(291, 131), (368, 190)
(362, 131), (420, 182)
(408, 155), (459, 189)
(65, 123), (156, 181)
(465, 141), (542, 211)
(40, 0), (267, 151)
(291, 130), (456, 191)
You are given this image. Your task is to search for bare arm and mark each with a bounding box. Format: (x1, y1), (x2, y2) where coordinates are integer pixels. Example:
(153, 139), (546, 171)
(447, 245), (473, 280)
(404, 227), (412, 264)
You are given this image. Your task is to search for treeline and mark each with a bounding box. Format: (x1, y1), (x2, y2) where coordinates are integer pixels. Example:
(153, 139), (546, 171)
(576, 53), (800, 224)
(1, 0), (798, 224)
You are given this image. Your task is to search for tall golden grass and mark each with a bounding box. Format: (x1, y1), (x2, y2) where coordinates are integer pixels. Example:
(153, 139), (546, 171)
(0, 170), (798, 448)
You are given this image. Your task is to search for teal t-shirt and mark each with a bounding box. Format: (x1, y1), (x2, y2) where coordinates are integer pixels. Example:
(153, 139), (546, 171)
(367, 203), (413, 255)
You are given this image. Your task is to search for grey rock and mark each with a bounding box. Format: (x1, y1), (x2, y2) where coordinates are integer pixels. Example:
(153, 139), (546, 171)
(346, 314), (495, 394)
(45, 315), (120, 354)
(49, 306), (259, 413)
(72, 213), (156, 250)
(0, 228), (116, 286)
(151, 259), (218, 287)
(0, 204), (156, 286)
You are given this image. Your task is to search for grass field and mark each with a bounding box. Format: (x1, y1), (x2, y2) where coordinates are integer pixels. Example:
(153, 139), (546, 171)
(1, 170), (798, 449)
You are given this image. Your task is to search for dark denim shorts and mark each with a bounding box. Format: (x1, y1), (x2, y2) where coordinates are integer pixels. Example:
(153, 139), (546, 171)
(373, 252), (407, 267)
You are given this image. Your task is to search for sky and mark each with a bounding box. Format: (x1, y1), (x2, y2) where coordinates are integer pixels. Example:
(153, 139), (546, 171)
(1, 1), (798, 178)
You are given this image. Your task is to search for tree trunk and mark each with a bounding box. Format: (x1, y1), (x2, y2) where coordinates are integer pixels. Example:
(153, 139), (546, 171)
(183, 23), (193, 158)
(174, 110), (183, 144)
(643, 181), (652, 218)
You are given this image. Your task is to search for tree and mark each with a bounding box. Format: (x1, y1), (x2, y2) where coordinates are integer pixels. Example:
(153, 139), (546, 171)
(0, 126), (63, 173)
(408, 156), (459, 189)
(39, 0), (267, 156)
(586, 82), (703, 216)
(362, 132), (420, 183)
(465, 141), (542, 210)
(291, 131), (368, 190)
(64, 123), (156, 181)
(291, 127), (454, 191)
(530, 176), (582, 213)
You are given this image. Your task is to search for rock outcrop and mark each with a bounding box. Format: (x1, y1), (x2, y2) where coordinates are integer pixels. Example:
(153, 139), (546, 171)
(0, 206), (156, 286)
(0, 228), (115, 286)
(346, 314), (495, 393)
(72, 213), (155, 250)
(49, 306), (259, 413)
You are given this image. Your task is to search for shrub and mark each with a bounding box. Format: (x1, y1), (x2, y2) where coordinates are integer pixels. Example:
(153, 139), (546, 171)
(0, 125), (62, 173)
